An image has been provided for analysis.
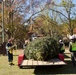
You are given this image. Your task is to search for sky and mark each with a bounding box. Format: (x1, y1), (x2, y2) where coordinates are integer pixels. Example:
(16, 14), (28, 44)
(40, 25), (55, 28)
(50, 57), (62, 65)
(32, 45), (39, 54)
(49, 0), (76, 24)
(24, 0), (76, 24)
(54, 0), (76, 5)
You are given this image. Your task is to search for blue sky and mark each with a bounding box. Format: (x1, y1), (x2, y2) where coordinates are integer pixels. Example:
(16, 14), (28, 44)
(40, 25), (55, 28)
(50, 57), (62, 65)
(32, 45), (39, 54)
(72, 0), (76, 3)
(55, 0), (76, 5)
(24, 0), (76, 23)
(47, 0), (76, 24)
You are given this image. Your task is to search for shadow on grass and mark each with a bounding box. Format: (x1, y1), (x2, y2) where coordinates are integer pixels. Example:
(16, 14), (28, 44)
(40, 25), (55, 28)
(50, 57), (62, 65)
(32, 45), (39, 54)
(20, 59), (76, 74)
(34, 60), (76, 74)
(34, 53), (76, 74)
(13, 53), (19, 56)
(64, 53), (70, 58)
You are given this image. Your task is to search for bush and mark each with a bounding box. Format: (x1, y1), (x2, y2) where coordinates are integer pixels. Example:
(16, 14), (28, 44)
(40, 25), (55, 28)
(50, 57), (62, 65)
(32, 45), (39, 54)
(24, 37), (59, 61)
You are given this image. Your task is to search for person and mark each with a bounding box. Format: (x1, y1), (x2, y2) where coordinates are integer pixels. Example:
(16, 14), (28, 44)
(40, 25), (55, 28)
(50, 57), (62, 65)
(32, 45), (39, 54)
(23, 38), (30, 49)
(6, 38), (15, 66)
(69, 35), (76, 67)
(59, 40), (65, 54)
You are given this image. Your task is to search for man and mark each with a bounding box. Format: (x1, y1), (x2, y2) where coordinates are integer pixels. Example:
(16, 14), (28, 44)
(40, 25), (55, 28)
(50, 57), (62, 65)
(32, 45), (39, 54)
(23, 38), (30, 49)
(59, 40), (65, 54)
(6, 38), (15, 66)
(69, 35), (76, 67)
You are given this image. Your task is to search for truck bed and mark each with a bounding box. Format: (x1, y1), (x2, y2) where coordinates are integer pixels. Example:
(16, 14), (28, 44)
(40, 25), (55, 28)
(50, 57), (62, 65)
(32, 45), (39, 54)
(20, 58), (66, 67)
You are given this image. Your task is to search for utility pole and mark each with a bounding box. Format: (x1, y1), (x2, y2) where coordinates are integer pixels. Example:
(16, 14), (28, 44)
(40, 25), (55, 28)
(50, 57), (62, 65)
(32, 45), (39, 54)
(2, 0), (5, 43)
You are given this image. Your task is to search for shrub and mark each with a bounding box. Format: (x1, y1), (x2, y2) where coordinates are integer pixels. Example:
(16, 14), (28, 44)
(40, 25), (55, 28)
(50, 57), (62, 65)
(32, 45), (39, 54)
(24, 37), (59, 61)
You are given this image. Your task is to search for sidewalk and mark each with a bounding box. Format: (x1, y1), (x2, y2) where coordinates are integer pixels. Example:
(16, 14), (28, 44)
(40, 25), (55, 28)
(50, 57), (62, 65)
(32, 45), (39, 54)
(64, 47), (71, 61)
(65, 47), (70, 53)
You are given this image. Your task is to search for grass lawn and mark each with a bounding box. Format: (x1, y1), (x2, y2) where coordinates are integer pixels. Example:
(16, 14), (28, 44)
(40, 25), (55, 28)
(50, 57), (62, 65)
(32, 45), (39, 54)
(0, 48), (76, 75)
(0, 50), (34, 75)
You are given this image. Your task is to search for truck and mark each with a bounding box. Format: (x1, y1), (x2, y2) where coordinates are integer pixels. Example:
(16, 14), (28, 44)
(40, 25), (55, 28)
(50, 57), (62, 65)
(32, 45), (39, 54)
(18, 53), (66, 68)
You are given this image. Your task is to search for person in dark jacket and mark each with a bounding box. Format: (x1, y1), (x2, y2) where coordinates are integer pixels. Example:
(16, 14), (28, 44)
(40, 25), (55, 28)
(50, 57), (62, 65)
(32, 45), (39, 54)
(6, 38), (15, 66)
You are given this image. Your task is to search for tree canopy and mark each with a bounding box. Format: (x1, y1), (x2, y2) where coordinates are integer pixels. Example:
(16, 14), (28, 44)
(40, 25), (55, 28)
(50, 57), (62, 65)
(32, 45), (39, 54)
(0, 0), (76, 43)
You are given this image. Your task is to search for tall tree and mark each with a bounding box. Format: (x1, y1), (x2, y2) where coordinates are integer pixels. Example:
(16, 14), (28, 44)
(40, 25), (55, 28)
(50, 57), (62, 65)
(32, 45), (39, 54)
(46, 0), (76, 35)
(31, 14), (60, 39)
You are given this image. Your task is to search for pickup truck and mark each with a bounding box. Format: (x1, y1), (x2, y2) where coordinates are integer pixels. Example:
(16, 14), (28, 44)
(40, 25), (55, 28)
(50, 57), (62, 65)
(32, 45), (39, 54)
(18, 53), (66, 68)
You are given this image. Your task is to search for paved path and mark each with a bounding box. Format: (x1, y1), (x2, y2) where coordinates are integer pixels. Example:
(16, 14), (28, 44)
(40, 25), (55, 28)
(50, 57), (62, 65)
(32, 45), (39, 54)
(64, 47), (71, 61)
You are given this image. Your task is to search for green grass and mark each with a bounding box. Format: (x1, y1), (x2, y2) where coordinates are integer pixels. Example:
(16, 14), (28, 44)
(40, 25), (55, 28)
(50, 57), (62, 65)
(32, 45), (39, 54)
(0, 50), (34, 75)
(0, 49), (76, 75)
